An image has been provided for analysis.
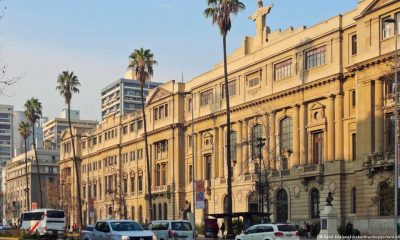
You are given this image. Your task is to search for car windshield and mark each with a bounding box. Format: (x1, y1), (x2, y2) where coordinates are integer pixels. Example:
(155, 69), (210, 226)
(110, 222), (143, 232)
(171, 222), (192, 231)
(277, 225), (297, 232)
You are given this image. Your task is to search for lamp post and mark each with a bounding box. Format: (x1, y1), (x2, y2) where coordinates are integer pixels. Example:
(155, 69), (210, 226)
(385, 16), (399, 237)
(183, 91), (195, 240)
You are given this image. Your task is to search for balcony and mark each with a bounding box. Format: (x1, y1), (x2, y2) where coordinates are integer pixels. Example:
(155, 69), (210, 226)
(363, 152), (394, 177)
(152, 185), (170, 194)
(299, 164), (324, 177)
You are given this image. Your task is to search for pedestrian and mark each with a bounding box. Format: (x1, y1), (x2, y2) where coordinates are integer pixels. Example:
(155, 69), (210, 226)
(220, 222), (226, 239)
(305, 222), (310, 238)
(345, 222), (354, 240)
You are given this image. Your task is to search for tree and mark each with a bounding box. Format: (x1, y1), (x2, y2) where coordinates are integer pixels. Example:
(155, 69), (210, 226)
(128, 48), (157, 221)
(18, 121), (31, 211)
(56, 71), (82, 229)
(204, 0), (245, 236)
(24, 97), (43, 208)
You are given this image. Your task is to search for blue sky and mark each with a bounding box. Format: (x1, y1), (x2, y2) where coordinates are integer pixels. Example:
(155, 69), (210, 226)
(0, 0), (357, 121)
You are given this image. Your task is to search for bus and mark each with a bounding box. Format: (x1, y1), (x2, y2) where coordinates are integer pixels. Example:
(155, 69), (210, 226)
(20, 209), (65, 238)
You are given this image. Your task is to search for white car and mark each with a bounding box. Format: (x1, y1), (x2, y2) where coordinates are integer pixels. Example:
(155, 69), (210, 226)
(145, 220), (193, 240)
(80, 224), (95, 240)
(235, 224), (299, 240)
(91, 220), (156, 240)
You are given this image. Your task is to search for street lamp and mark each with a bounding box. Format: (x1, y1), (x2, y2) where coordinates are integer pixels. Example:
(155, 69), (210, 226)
(384, 16), (399, 237)
(182, 91), (195, 240)
(257, 137), (266, 223)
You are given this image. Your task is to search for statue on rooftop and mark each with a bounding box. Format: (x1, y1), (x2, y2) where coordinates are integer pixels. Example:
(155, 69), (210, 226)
(249, 0), (273, 40)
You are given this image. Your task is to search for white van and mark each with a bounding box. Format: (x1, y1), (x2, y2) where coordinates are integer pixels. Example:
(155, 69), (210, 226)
(20, 209), (65, 238)
(145, 220), (193, 240)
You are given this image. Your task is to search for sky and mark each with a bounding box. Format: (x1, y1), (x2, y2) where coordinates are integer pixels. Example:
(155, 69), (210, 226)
(0, 0), (357, 121)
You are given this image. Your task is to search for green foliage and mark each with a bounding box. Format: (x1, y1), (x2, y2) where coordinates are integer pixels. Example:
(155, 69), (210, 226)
(196, 223), (205, 235)
(232, 219), (243, 236)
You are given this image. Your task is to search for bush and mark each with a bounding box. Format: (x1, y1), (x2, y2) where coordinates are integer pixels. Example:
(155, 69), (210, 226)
(232, 219), (243, 236)
(196, 223), (205, 235)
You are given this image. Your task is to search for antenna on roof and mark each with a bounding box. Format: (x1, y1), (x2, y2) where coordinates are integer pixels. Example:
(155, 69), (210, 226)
(181, 72), (184, 83)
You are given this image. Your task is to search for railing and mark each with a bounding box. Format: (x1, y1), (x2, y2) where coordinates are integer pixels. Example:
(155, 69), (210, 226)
(152, 185), (170, 193)
(363, 152), (394, 169)
(300, 164), (324, 176)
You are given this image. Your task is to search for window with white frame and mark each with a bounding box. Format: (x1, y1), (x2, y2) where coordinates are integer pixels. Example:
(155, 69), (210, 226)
(154, 103), (168, 121)
(155, 140), (168, 160)
(248, 77), (260, 87)
(382, 16), (392, 39)
(305, 46), (326, 70)
(275, 59), (292, 81)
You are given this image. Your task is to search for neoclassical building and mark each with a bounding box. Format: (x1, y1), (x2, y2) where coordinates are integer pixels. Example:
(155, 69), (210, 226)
(59, 0), (400, 235)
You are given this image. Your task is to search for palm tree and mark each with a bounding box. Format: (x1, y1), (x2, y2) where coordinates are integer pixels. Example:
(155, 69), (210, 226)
(128, 48), (157, 221)
(204, 0), (245, 237)
(18, 121), (31, 211)
(24, 97), (44, 208)
(56, 71), (82, 229)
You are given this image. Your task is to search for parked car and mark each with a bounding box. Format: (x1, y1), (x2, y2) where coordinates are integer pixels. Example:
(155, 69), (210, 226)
(91, 220), (156, 240)
(235, 223), (299, 240)
(145, 220), (194, 240)
(80, 224), (95, 240)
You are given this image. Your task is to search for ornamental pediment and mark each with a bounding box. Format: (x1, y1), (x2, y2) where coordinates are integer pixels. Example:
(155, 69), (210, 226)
(356, 0), (396, 19)
(147, 87), (172, 105)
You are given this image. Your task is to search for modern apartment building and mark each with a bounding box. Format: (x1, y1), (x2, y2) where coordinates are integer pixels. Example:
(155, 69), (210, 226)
(0, 105), (13, 164)
(3, 148), (59, 225)
(60, 0), (400, 235)
(101, 78), (162, 120)
(60, 109), (80, 120)
(12, 111), (46, 157)
(43, 111), (98, 150)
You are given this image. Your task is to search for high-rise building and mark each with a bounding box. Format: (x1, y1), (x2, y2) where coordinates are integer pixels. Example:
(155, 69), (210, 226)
(43, 113), (97, 150)
(0, 105), (13, 164)
(101, 78), (162, 120)
(12, 111), (46, 157)
(60, 109), (80, 120)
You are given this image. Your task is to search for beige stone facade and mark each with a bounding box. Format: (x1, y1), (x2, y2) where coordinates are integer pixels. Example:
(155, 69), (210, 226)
(60, 0), (400, 235)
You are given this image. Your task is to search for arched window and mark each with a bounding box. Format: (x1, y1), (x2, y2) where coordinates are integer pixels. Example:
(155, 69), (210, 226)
(158, 203), (162, 221)
(138, 205), (143, 224)
(163, 203), (168, 220)
(252, 125), (263, 158)
(280, 117), (293, 152)
(310, 189), (320, 219)
(351, 187), (356, 214)
(276, 189), (288, 223)
(248, 192), (258, 213)
(130, 175), (135, 193)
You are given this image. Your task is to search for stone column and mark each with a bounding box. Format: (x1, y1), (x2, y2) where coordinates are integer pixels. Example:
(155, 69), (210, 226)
(236, 121), (243, 177)
(214, 127), (219, 179)
(270, 111), (277, 169)
(299, 104), (307, 165)
(375, 79), (384, 153)
(242, 119), (249, 174)
(197, 133), (202, 180)
(293, 105), (300, 166)
(335, 94), (344, 160)
(327, 95), (335, 161)
(218, 126), (225, 178)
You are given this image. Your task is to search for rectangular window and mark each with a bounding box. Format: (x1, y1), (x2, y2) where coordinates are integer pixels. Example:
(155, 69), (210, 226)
(386, 113), (395, 152)
(155, 140), (168, 160)
(205, 155), (212, 180)
(305, 46), (327, 70)
(248, 77), (260, 87)
(98, 135), (102, 143)
(130, 122), (135, 132)
(187, 135), (193, 150)
(154, 104), (168, 121)
(312, 131), (324, 164)
(351, 90), (356, 107)
(130, 176), (135, 193)
(138, 175), (143, 192)
(274, 59), (292, 81)
(137, 120), (143, 129)
(200, 89), (213, 106)
(188, 98), (192, 112)
(123, 125), (128, 135)
(221, 80), (236, 98)
(161, 163), (167, 185)
(351, 35), (357, 55)
(188, 164), (193, 183)
(382, 16), (392, 39)
(352, 133), (357, 161)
